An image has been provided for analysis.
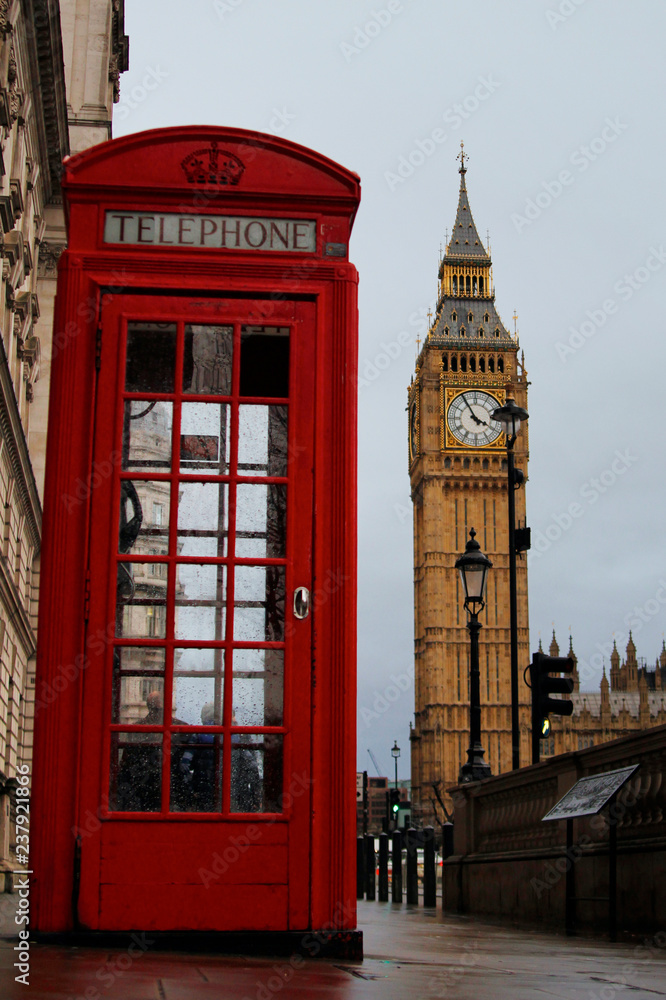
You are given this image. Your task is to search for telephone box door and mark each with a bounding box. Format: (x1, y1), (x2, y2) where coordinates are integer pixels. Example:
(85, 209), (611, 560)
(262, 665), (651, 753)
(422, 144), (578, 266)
(77, 293), (314, 931)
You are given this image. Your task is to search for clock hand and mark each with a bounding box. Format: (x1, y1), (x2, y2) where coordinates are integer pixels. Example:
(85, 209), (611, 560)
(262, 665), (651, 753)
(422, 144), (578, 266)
(463, 396), (484, 426)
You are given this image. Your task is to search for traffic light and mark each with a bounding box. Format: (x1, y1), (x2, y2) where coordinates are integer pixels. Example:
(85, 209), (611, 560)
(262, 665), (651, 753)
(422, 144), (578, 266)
(530, 652), (575, 764)
(388, 788), (401, 825)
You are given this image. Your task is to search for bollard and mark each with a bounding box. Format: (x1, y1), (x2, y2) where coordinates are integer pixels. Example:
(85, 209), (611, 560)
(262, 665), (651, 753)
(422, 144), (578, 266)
(378, 832), (389, 901)
(442, 821), (454, 859)
(423, 825), (436, 907)
(406, 827), (418, 904)
(391, 829), (403, 903)
(365, 833), (375, 901)
(356, 836), (365, 899)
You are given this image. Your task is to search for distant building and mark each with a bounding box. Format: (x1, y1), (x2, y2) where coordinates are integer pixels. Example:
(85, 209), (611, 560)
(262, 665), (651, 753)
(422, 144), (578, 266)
(356, 773), (410, 836)
(540, 630), (666, 757)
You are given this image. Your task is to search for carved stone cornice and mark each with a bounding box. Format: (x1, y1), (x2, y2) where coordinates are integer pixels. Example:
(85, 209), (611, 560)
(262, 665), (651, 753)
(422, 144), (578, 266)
(27, 0), (69, 194)
(37, 238), (65, 278)
(0, 335), (42, 550)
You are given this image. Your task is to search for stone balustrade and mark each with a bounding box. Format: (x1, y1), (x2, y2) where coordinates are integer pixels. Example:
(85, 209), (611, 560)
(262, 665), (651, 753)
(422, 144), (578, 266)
(443, 724), (666, 936)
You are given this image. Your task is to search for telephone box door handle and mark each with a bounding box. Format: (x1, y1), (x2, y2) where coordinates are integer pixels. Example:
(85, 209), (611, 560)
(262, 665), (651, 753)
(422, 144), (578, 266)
(293, 587), (310, 620)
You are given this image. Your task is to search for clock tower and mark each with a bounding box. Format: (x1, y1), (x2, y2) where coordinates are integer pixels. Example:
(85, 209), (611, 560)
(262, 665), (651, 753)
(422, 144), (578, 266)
(409, 149), (530, 821)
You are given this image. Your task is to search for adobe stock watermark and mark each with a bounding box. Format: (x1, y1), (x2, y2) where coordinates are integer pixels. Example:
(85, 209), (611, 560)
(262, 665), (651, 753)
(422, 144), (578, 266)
(511, 117), (628, 233)
(64, 934), (154, 1000)
(359, 670), (413, 728)
(546, 0), (587, 30)
(115, 67), (169, 122)
(357, 303), (429, 390)
(384, 75), (501, 191)
(214, 0), (248, 18)
(339, 1), (406, 62)
(528, 448), (638, 564)
(555, 245), (666, 363)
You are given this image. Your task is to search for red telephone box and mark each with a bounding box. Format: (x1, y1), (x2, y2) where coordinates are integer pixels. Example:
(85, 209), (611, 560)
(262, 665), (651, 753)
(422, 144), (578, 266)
(31, 127), (360, 947)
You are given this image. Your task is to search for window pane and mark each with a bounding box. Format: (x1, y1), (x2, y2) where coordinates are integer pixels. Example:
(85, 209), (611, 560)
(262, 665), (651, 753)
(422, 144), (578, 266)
(112, 647), (166, 724)
(170, 735), (223, 813)
(175, 564), (227, 641)
(240, 326), (289, 397)
(233, 648), (283, 727)
(183, 325), (233, 395)
(119, 480), (171, 555)
(233, 565), (285, 641)
(180, 402), (230, 474)
(230, 734), (283, 814)
(125, 323), (176, 393)
(238, 405), (288, 477)
(123, 401), (173, 472)
(236, 483), (286, 558)
(178, 482), (228, 558)
(173, 675), (224, 727)
(110, 732), (163, 812)
(116, 563), (167, 638)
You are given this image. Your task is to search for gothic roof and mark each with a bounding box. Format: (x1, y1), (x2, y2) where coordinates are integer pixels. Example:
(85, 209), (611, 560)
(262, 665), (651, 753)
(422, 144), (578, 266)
(572, 691), (666, 719)
(445, 161), (490, 261)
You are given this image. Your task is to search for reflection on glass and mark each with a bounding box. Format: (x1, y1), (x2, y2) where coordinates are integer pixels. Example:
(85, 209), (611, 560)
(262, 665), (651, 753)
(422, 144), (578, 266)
(233, 565), (285, 641)
(112, 647), (166, 724)
(183, 325), (233, 395)
(110, 732), (163, 812)
(175, 564), (227, 641)
(235, 483), (286, 558)
(170, 734), (223, 813)
(238, 405), (288, 477)
(232, 649), (283, 727)
(180, 402), (230, 474)
(240, 326), (289, 397)
(119, 480), (171, 555)
(178, 482), (228, 558)
(123, 401), (173, 472)
(230, 734), (283, 814)
(125, 323), (177, 393)
(173, 676), (223, 726)
(116, 563), (167, 638)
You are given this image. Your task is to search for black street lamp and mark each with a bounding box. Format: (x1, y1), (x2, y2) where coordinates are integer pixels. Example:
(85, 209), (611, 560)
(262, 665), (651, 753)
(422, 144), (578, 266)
(455, 529), (493, 783)
(391, 740), (400, 791)
(492, 396), (529, 772)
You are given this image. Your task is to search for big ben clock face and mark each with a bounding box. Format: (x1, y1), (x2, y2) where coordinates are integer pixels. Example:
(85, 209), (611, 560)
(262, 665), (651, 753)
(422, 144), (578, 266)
(447, 390), (503, 447)
(409, 400), (419, 460)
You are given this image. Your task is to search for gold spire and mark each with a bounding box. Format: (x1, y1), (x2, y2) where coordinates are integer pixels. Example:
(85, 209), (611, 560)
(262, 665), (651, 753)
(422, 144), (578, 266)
(457, 140), (468, 173)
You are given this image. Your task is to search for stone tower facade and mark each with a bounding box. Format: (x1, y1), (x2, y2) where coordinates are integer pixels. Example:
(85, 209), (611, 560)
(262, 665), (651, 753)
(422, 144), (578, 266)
(409, 151), (530, 822)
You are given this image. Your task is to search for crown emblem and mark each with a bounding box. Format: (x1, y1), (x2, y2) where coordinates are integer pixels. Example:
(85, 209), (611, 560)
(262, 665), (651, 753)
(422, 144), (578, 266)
(181, 142), (245, 186)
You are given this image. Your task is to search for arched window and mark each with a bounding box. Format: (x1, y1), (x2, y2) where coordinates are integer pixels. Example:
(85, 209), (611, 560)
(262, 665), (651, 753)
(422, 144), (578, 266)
(495, 327), (500, 338)
(466, 276), (471, 295)
(463, 458), (470, 469)
(482, 458), (489, 470)
(470, 356), (476, 372)
(444, 325), (450, 335)
(451, 355), (458, 372)
(478, 328), (484, 338)
(452, 275), (458, 295)
(442, 354), (448, 372)
(444, 457), (452, 469)
(460, 355), (467, 372)
(479, 357), (485, 372)
(479, 277), (485, 295)
(488, 357), (494, 373)
(460, 326), (466, 337)
(484, 312), (489, 324)
(472, 276), (478, 295)
(498, 356), (504, 372)
(452, 311), (457, 322)
(468, 312), (473, 323)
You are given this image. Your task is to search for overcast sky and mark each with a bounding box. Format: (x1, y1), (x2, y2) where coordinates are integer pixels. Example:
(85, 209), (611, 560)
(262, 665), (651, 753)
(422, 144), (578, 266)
(115, 0), (666, 779)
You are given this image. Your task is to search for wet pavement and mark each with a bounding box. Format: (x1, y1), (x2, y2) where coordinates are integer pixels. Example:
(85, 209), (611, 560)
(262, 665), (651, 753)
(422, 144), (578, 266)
(1, 894), (665, 998)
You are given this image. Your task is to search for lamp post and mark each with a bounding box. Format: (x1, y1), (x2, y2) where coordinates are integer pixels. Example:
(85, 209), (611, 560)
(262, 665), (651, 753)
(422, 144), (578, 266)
(391, 740), (400, 791)
(455, 529), (493, 782)
(491, 396), (529, 772)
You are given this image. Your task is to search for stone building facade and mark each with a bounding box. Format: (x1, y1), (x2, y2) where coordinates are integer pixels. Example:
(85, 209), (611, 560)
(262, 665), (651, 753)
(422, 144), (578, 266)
(0, 0), (127, 886)
(541, 631), (666, 757)
(409, 150), (530, 823)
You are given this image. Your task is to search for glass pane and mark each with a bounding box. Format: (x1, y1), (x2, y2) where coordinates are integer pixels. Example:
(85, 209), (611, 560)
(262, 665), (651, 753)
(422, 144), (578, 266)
(125, 323), (176, 393)
(233, 648), (283, 727)
(119, 480), (171, 555)
(233, 565), (285, 641)
(178, 482), (228, 558)
(238, 405), (288, 477)
(175, 564), (226, 641)
(116, 563), (167, 638)
(230, 734), (283, 814)
(240, 326), (289, 397)
(183, 325), (233, 395)
(236, 484), (286, 558)
(110, 732), (163, 812)
(180, 402), (230, 474)
(123, 401), (173, 472)
(112, 647), (166, 724)
(170, 734), (223, 813)
(173, 676), (224, 727)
